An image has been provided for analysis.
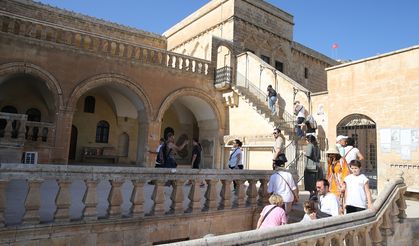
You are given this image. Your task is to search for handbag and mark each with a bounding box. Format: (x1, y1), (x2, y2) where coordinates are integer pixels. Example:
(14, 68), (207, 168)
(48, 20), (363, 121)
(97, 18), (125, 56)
(275, 153), (287, 165)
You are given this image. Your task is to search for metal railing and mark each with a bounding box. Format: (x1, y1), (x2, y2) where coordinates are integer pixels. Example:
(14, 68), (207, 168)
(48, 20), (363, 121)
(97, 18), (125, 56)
(214, 66), (232, 85)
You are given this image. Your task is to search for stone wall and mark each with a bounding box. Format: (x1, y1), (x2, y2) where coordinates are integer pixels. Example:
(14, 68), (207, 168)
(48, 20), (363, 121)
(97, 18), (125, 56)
(326, 46), (419, 191)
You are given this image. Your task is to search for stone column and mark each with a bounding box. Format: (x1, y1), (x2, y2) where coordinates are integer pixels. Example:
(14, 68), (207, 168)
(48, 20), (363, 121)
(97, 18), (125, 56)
(0, 180), (7, 227)
(204, 179), (218, 211)
(130, 180), (145, 218)
(149, 180), (166, 216)
(169, 179), (185, 214)
(258, 179), (270, 206)
(233, 180), (246, 208)
(51, 109), (74, 164)
(22, 179), (42, 225)
(83, 180), (98, 221)
(54, 179), (71, 222)
(187, 180), (202, 213)
(219, 179), (232, 210)
(108, 180), (124, 219)
(246, 179), (258, 207)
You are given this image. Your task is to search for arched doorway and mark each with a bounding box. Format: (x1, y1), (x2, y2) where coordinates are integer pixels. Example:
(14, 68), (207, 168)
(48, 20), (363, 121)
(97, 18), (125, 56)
(160, 94), (220, 169)
(337, 114), (377, 188)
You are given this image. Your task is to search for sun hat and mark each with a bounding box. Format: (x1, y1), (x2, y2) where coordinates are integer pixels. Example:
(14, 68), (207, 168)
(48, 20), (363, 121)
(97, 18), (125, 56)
(336, 135), (348, 142)
(326, 147), (340, 155)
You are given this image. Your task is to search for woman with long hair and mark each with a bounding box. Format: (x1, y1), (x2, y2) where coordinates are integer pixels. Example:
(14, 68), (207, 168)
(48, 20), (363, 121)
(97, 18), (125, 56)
(304, 135), (322, 197)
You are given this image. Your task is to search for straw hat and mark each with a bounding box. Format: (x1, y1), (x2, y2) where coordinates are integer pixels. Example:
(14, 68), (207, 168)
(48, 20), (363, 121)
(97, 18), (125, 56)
(326, 147), (340, 155)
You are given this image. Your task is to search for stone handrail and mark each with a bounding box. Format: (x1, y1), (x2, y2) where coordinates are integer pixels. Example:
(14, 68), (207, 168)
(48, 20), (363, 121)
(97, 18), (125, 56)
(0, 12), (211, 76)
(0, 164), (273, 227)
(0, 112), (55, 145)
(167, 171), (409, 245)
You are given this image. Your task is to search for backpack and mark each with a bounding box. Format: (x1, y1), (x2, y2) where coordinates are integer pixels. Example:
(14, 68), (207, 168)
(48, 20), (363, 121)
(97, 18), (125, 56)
(156, 143), (176, 168)
(306, 115), (317, 129)
(156, 143), (167, 167)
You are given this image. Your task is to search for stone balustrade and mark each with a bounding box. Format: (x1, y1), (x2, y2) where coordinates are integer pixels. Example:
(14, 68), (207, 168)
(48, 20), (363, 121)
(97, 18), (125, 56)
(0, 164), (272, 227)
(0, 112), (55, 145)
(170, 170), (412, 246)
(0, 13), (211, 76)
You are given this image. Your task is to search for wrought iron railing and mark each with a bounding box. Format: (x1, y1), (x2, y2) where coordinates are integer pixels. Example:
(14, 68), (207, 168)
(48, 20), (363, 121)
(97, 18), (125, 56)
(214, 66), (232, 85)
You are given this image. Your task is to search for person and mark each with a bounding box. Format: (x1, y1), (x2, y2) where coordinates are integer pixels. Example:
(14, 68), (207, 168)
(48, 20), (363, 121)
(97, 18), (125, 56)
(342, 160), (373, 213)
(335, 135), (348, 157)
(228, 139), (243, 191)
(294, 101), (305, 138)
(256, 194), (287, 229)
(300, 200), (317, 222)
(304, 115), (317, 136)
(272, 128), (286, 168)
(266, 85), (278, 115)
(154, 138), (165, 168)
(316, 179), (340, 217)
(191, 138), (202, 169)
(343, 137), (364, 169)
(268, 161), (298, 214)
(160, 132), (188, 168)
(304, 135), (322, 197)
(228, 139), (243, 170)
(325, 148), (349, 214)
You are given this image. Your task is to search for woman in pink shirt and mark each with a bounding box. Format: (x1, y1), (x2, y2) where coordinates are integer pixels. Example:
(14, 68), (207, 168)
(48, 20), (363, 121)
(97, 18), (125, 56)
(256, 194), (287, 229)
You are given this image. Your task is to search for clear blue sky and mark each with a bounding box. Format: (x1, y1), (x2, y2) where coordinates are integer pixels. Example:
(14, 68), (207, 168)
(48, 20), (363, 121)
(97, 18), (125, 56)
(36, 0), (419, 61)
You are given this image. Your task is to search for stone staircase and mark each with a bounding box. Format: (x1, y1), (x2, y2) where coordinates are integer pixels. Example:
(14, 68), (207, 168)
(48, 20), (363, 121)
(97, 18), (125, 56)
(231, 85), (295, 136)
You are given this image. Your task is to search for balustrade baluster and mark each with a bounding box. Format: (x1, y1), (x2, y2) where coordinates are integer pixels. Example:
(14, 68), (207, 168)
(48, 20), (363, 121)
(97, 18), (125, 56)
(169, 179), (185, 214)
(143, 49), (149, 63)
(188, 59), (193, 71)
(17, 118), (26, 140)
(396, 190), (407, 220)
(233, 180), (246, 208)
(174, 56), (180, 69)
(218, 179), (232, 210)
(83, 180), (98, 221)
(358, 226), (373, 246)
(149, 180), (166, 216)
(370, 218), (383, 245)
(381, 209), (393, 237)
(22, 179), (42, 225)
(257, 179), (269, 206)
(391, 198), (401, 224)
(25, 125), (33, 140)
(186, 180), (203, 213)
(204, 179), (218, 211)
(344, 231), (357, 246)
(167, 54), (173, 68)
(108, 180), (124, 219)
(246, 179), (258, 207)
(181, 57), (187, 70)
(4, 119), (12, 139)
(54, 179), (71, 222)
(130, 180), (145, 218)
(0, 180), (7, 228)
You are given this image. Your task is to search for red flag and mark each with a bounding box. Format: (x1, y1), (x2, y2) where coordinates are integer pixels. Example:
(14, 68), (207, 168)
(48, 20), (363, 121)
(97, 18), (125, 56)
(332, 43), (339, 49)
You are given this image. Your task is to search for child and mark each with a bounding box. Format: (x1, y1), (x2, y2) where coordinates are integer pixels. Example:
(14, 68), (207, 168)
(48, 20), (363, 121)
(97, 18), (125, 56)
(300, 200), (317, 222)
(342, 160), (373, 213)
(256, 194), (287, 229)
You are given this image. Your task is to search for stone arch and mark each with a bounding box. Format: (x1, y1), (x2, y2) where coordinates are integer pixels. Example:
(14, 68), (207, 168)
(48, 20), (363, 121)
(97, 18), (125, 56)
(68, 73), (152, 165)
(337, 114), (377, 174)
(0, 62), (64, 112)
(156, 88), (223, 168)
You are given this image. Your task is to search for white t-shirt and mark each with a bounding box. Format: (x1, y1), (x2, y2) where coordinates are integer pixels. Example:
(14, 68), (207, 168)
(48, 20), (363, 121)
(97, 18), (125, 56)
(296, 105), (305, 118)
(344, 174), (369, 209)
(319, 193), (340, 216)
(344, 146), (360, 165)
(228, 147), (242, 168)
(267, 171), (296, 203)
(300, 213), (313, 223)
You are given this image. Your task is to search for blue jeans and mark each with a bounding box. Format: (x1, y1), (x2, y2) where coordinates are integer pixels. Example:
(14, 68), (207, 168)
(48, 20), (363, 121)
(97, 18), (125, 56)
(268, 96), (277, 114)
(295, 117), (305, 137)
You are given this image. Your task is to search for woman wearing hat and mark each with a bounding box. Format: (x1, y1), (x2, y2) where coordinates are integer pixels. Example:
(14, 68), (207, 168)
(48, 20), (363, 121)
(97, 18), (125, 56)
(326, 147), (350, 212)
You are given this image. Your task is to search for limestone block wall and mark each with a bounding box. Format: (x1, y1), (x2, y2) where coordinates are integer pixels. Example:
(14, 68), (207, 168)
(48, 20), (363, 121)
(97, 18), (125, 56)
(326, 46), (419, 191)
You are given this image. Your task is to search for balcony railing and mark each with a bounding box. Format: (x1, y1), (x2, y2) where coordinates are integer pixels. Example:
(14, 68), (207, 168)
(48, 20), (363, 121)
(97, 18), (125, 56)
(214, 66), (232, 85)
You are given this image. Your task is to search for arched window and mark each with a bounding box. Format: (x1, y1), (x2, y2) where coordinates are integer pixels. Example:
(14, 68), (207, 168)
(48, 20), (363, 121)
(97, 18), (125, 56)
(96, 120), (109, 143)
(26, 108), (41, 122)
(84, 96), (95, 113)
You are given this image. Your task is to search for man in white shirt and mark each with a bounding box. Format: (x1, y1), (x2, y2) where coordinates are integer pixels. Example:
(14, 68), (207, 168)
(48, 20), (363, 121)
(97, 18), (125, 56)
(268, 162), (298, 214)
(316, 179), (340, 217)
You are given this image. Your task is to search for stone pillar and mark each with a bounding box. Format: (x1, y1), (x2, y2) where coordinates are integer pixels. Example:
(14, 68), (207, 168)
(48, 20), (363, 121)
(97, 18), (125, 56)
(219, 179), (232, 210)
(233, 180), (246, 208)
(130, 180), (145, 218)
(51, 109), (74, 164)
(169, 179), (185, 214)
(22, 179), (42, 225)
(0, 180), (7, 227)
(149, 180), (166, 216)
(258, 179), (270, 206)
(246, 179), (258, 207)
(83, 180), (98, 221)
(187, 180), (202, 213)
(54, 179), (71, 222)
(204, 179), (218, 211)
(108, 180), (124, 219)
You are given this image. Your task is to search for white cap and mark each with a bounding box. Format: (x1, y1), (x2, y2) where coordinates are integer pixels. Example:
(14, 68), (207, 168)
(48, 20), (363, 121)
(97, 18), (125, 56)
(336, 135), (348, 142)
